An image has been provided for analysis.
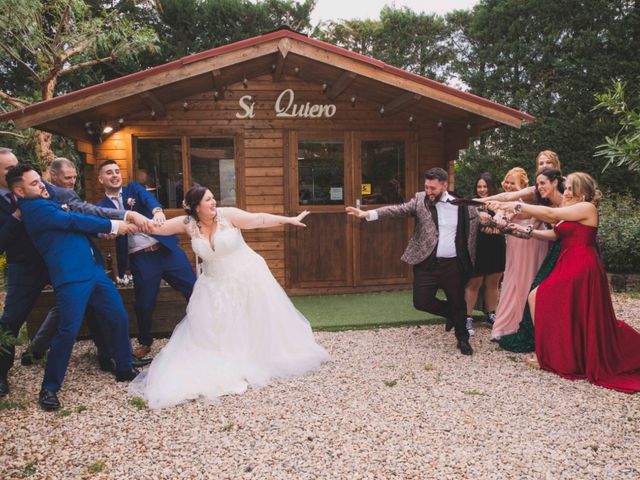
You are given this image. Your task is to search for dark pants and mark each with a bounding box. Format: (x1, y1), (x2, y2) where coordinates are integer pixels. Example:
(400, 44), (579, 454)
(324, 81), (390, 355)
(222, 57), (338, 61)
(30, 305), (112, 361)
(42, 264), (132, 392)
(0, 262), (49, 378)
(412, 257), (469, 341)
(129, 246), (195, 347)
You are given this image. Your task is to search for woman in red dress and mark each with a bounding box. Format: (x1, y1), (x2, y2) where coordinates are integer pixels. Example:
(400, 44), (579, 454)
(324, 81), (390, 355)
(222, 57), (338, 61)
(489, 172), (640, 393)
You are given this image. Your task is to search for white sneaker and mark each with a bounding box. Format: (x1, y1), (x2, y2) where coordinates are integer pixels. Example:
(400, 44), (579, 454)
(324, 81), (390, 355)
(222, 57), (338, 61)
(466, 317), (475, 336)
(486, 312), (497, 325)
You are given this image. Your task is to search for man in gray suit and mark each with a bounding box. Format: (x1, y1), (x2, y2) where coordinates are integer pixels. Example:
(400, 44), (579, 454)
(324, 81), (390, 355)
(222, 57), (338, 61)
(21, 158), (152, 369)
(347, 167), (479, 355)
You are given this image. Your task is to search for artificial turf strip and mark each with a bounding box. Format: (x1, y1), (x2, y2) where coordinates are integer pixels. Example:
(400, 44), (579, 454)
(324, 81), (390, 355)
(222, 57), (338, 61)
(291, 290), (481, 331)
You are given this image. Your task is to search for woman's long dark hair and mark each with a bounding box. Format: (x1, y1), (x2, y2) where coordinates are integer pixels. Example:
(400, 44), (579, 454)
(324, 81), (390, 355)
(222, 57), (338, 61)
(534, 168), (565, 205)
(474, 171), (499, 197)
(183, 183), (208, 220)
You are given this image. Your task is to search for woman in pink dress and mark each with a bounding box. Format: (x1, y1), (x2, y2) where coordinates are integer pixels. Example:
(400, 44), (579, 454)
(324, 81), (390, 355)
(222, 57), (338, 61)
(490, 168), (549, 340)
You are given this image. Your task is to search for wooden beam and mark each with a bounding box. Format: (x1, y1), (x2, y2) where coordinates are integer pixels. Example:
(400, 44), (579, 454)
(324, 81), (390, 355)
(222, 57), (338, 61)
(272, 52), (287, 82)
(211, 69), (223, 96)
(138, 92), (166, 118)
(327, 71), (357, 100)
(287, 41), (524, 128)
(383, 93), (421, 115)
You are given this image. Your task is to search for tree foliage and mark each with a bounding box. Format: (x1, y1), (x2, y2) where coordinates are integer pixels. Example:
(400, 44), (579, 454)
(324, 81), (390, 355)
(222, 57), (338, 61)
(316, 6), (453, 81)
(594, 80), (640, 172)
(449, 0), (640, 196)
(0, 0), (158, 164)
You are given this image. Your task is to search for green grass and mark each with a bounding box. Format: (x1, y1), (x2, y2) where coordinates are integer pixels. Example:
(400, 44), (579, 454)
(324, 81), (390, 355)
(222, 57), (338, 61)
(292, 290), (483, 331)
(128, 397), (147, 410)
(87, 461), (106, 474)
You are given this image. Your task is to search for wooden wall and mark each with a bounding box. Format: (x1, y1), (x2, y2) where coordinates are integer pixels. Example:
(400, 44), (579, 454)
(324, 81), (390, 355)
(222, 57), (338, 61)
(85, 74), (449, 291)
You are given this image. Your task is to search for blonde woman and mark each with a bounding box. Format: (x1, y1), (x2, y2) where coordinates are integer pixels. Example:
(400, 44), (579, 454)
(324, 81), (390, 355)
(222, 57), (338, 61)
(481, 150), (561, 204)
(489, 173), (640, 393)
(490, 168), (550, 340)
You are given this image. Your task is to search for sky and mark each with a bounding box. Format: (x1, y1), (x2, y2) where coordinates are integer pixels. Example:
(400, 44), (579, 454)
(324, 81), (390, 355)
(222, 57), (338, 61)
(310, 0), (480, 25)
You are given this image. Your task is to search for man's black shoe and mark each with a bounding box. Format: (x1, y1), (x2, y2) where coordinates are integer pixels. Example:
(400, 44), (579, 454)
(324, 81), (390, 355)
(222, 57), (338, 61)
(38, 389), (60, 411)
(457, 338), (474, 356)
(0, 376), (9, 397)
(21, 348), (44, 366)
(132, 357), (152, 368)
(98, 357), (116, 372)
(115, 368), (140, 382)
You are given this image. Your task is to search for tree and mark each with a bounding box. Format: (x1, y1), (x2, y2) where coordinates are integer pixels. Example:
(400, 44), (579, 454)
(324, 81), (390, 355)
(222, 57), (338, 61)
(448, 0), (640, 196)
(316, 6), (453, 82)
(149, 0), (315, 61)
(593, 80), (640, 172)
(0, 0), (158, 165)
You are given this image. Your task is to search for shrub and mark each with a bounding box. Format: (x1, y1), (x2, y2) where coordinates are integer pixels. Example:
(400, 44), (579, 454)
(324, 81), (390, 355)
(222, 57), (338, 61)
(599, 193), (640, 273)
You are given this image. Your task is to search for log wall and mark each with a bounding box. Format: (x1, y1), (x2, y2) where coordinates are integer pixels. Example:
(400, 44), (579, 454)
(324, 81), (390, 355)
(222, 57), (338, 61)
(86, 74), (448, 289)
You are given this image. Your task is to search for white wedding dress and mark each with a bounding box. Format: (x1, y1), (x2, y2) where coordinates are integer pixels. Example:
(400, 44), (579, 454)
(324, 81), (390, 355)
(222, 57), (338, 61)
(128, 208), (329, 409)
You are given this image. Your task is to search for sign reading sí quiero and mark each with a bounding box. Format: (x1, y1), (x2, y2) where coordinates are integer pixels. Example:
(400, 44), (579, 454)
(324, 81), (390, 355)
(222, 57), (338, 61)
(236, 89), (337, 119)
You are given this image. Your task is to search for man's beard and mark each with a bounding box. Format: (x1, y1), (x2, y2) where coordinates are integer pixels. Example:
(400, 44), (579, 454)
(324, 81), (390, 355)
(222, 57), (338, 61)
(426, 191), (445, 206)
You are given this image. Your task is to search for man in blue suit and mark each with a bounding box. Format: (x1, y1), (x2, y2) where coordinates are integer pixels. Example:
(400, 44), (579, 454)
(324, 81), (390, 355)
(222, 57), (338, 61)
(8, 163), (139, 411)
(96, 160), (195, 360)
(22, 158), (153, 370)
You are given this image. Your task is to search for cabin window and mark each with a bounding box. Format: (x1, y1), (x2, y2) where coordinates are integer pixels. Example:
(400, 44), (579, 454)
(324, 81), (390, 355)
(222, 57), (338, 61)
(190, 138), (236, 206)
(360, 141), (405, 205)
(136, 138), (183, 208)
(297, 140), (344, 205)
(135, 136), (236, 209)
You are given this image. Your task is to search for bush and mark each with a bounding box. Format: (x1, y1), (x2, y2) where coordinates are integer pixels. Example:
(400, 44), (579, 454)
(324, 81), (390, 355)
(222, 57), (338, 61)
(599, 193), (640, 273)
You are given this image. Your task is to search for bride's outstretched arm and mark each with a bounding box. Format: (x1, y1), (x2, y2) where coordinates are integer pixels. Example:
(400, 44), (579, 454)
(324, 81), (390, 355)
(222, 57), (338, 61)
(147, 215), (189, 236)
(223, 207), (309, 230)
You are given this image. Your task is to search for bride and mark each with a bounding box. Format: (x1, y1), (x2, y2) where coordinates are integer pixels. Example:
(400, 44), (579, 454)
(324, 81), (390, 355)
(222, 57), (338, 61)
(128, 184), (329, 408)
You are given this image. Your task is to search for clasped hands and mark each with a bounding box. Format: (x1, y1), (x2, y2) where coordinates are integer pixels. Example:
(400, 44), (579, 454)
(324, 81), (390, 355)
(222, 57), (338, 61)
(102, 211), (164, 239)
(126, 210), (165, 233)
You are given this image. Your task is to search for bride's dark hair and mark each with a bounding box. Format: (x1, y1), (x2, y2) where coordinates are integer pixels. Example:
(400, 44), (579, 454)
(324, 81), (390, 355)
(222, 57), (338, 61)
(183, 184), (208, 220)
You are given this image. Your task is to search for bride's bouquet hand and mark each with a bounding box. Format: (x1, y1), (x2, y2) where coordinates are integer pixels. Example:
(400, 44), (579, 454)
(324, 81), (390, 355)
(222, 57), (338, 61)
(290, 210), (310, 227)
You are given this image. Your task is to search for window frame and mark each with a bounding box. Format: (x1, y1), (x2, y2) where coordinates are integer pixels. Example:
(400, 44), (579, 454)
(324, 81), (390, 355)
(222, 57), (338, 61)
(132, 134), (240, 211)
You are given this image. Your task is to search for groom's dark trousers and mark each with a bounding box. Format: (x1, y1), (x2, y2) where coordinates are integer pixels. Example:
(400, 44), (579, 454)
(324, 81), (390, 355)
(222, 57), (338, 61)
(19, 197), (132, 393)
(413, 257), (469, 341)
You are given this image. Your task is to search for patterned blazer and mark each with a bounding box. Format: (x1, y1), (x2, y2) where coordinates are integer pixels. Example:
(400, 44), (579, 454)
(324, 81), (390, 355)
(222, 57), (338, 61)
(374, 191), (479, 266)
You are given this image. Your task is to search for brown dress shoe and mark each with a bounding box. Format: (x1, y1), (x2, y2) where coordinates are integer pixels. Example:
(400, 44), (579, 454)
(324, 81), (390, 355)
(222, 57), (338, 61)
(132, 345), (151, 360)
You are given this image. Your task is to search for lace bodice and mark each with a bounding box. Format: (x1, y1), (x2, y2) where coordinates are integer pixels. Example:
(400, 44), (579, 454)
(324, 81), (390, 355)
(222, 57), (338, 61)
(187, 208), (261, 278)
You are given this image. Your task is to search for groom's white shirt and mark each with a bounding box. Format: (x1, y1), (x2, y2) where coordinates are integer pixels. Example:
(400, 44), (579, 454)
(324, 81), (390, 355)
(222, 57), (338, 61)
(366, 191), (458, 258)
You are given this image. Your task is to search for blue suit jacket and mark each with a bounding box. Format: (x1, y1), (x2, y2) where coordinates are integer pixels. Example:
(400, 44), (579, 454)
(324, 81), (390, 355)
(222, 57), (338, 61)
(19, 198), (112, 288)
(96, 182), (180, 275)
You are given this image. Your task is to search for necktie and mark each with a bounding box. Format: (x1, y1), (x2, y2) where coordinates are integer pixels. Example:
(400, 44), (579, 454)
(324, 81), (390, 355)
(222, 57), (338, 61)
(111, 195), (124, 211)
(426, 200), (439, 233)
(6, 192), (17, 208)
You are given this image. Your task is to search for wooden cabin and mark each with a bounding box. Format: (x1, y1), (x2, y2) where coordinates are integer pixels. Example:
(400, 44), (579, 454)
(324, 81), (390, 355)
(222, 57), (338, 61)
(1, 28), (532, 334)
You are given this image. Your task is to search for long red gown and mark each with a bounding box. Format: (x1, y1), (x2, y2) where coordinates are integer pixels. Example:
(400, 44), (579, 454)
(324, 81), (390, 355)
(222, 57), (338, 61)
(535, 221), (640, 393)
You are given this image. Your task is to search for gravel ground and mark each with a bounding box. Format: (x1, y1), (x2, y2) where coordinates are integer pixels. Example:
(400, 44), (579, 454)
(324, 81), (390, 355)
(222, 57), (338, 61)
(2, 294), (640, 479)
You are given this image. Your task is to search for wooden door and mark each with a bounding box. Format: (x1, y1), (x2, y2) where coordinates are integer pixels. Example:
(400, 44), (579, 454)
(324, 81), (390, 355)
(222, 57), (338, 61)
(287, 131), (414, 292)
(353, 133), (414, 286)
(287, 131), (354, 289)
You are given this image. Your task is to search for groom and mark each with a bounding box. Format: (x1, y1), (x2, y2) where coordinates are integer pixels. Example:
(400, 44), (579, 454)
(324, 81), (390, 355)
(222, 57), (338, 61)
(8, 163), (138, 411)
(347, 167), (479, 355)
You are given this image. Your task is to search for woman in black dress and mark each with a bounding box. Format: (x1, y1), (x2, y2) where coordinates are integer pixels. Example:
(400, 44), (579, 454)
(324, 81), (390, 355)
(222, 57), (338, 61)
(464, 172), (506, 335)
